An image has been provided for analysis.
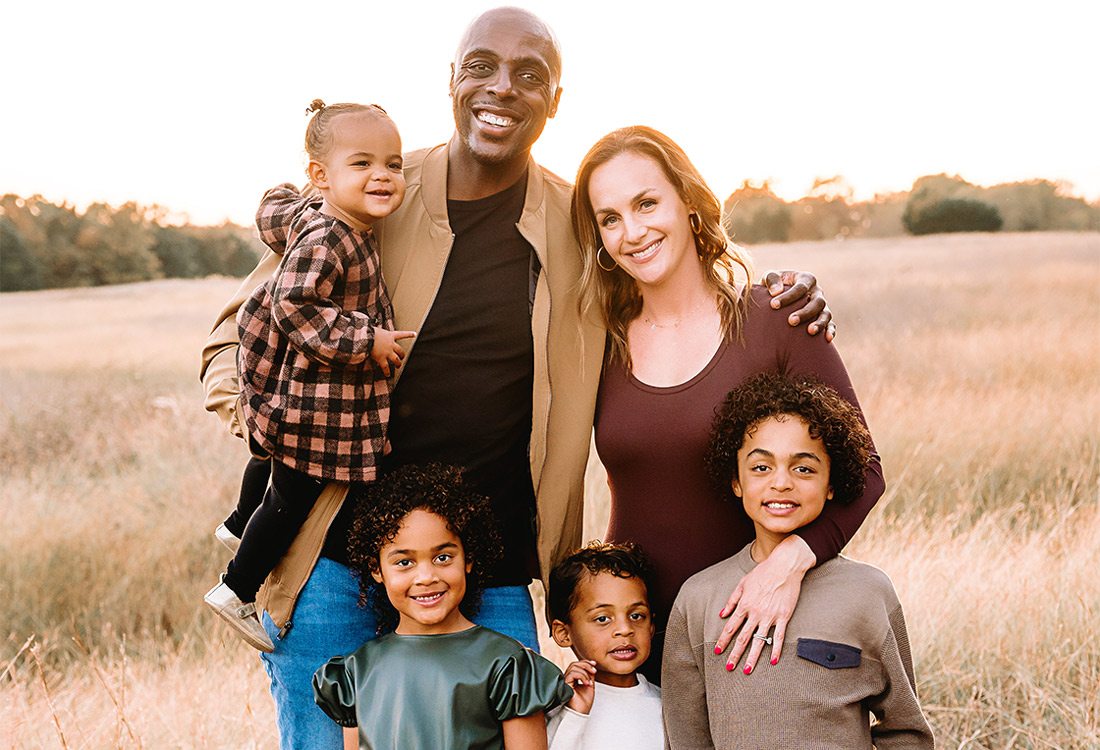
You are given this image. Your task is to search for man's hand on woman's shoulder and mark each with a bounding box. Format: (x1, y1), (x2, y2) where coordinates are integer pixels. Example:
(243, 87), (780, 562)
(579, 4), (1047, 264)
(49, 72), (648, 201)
(762, 270), (836, 341)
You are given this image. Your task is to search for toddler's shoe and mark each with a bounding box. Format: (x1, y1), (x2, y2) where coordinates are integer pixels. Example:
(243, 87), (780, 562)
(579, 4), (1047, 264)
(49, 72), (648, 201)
(214, 523), (241, 554)
(204, 580), (274, 653)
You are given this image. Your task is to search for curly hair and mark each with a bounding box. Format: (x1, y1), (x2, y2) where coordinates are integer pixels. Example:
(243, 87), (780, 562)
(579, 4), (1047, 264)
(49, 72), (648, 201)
(547, 541), (655, 623)
(706, 374), (873, 507)
(346, 463), (501, 633)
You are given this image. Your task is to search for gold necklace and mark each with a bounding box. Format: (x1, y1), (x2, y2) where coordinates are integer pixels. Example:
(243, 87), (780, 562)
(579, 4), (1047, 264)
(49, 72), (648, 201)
(643, 315), (680, 330)
(641, 298), (710, 330)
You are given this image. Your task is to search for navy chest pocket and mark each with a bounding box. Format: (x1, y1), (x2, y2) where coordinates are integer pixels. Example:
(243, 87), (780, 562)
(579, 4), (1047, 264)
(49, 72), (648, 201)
(796, 638), (861, 669)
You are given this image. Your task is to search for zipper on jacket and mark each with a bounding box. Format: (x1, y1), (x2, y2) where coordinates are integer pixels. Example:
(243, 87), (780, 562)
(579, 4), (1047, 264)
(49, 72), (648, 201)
(278, 620), (293, 639)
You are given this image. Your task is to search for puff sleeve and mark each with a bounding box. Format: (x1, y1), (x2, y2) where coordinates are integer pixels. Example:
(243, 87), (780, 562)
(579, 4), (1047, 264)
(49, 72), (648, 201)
(488, 648), (573, 721)
(312, 655), (358, 728)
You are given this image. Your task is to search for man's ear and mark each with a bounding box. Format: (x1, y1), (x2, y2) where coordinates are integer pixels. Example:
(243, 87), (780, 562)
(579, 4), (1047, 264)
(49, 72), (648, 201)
(550, 619), (572, 648)
(307, 160), (328, 189)
(449, 63), (456, 96)
(826, 485), (834, 502)
(547, 85), (563, 119)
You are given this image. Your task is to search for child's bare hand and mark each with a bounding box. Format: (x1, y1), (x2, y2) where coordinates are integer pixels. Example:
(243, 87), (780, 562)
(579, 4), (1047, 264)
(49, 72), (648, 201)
(562, 659), (597, 715)
(371, 327), (415, 376)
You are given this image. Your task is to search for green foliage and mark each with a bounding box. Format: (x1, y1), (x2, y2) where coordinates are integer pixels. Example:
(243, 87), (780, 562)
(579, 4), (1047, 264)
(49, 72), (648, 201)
(78, 202), (163, 286)
(719, 173), (1099, 244)
(151, 225), (206, 278)
(0, 217), (41, 291)
(789, 178), (865, 241)
(985, 180), (1100, 231)
(0, 194), (263, 291)
(904, 197), (1004, 235)
(723, 181), (792, 244)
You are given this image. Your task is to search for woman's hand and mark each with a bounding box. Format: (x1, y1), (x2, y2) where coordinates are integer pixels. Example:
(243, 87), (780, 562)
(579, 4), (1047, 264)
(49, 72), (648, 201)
(763, 270), (835, 341)
(714, 536), (816, 673)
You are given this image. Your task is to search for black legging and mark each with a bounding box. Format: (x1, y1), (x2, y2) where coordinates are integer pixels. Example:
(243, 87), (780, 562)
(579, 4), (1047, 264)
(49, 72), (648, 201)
(223, 454), (273, 538)
(222, 459), (325, 603)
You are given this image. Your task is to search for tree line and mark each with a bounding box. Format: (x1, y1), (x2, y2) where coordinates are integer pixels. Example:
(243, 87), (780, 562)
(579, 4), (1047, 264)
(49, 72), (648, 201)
(724, 175), (1100, 244)
(0, 195), (264, 292)
(3, 176), (1098, 292)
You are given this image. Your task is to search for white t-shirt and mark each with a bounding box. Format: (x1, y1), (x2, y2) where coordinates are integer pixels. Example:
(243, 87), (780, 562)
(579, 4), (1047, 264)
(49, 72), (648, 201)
(546, 674), (663, 749)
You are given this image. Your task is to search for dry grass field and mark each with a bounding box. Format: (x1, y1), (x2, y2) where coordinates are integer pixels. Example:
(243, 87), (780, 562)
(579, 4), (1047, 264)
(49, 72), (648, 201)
(2, 232), (1098, 748)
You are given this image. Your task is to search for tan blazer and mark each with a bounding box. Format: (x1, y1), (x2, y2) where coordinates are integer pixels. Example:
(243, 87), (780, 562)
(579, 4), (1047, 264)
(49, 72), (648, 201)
(199, 144), (606, 629)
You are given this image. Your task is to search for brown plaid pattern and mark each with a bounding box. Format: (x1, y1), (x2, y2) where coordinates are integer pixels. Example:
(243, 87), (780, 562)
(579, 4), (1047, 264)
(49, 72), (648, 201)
(237, 184), (395, 482)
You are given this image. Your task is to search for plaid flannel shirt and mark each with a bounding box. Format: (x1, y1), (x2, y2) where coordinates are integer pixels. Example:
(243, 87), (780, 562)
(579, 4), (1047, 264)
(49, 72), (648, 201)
(237, 184), (394, 482)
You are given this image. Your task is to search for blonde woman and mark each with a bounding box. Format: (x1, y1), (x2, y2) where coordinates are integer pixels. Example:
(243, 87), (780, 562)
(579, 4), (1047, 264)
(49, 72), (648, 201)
(572, 126), (884, 680)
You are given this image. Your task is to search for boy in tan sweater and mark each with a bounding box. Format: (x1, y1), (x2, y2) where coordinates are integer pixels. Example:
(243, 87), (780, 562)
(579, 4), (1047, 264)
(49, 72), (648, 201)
(663, 374), (934, 748)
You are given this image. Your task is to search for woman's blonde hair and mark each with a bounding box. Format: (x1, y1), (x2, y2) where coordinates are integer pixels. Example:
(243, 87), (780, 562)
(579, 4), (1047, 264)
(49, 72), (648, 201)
(303, 99), (389, 162)
(571, 126), (753, 368)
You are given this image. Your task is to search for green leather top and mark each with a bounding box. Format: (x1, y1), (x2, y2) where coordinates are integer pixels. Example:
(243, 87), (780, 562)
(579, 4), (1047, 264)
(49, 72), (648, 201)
(313, 625), (572, 749)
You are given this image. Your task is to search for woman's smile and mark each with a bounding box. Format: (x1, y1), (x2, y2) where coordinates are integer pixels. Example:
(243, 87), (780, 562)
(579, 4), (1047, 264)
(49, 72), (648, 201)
(625, 238), (664, 262)
(588, 151), (698, 291)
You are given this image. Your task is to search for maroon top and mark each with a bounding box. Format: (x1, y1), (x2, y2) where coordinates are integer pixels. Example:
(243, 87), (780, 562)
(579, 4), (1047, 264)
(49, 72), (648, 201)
(596, 285), (884, 624)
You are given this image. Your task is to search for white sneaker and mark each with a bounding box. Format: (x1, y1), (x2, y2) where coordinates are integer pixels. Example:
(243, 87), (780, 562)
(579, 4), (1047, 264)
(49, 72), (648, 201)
(204, 581), (274, 652)
(214, 523), (241, 554)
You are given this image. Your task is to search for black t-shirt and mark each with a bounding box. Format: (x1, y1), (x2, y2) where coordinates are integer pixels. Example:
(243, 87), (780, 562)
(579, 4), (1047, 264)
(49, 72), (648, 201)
(323, 175), (539, 585)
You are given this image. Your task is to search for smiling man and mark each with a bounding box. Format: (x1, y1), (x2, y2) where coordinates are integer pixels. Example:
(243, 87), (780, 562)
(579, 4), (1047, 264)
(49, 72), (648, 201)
(202, 10), (600, 747)
(448, 8), (563, 191)
(200, 8), (827, 748)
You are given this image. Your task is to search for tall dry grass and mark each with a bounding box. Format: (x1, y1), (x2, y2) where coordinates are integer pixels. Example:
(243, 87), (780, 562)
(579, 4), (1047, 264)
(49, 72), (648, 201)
(1, 232), (1098, 748)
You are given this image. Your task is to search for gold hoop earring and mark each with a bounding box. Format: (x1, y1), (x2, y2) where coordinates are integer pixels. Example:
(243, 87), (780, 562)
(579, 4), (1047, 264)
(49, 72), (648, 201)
(689, 212), (702, 235)
(596, 245), (618, 272)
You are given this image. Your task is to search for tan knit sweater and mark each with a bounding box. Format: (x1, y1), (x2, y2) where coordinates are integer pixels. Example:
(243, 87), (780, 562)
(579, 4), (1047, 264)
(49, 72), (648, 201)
(662, 544), (934, 749)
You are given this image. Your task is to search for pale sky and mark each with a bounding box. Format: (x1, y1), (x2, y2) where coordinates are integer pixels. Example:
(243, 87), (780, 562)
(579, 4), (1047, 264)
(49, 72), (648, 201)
(4, 0), (1098, 226)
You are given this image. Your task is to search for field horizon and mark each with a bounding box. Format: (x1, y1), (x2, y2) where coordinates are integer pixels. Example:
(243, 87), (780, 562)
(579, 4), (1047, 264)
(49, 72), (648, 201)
(2, 231), (1098, 748)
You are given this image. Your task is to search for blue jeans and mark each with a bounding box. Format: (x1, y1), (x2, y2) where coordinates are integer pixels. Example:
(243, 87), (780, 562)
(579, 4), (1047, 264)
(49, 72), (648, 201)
(260, 557), (539, 750)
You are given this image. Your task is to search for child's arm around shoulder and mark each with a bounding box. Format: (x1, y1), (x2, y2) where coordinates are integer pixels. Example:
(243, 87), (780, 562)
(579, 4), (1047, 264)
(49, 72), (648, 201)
(256, 183), (320, 254)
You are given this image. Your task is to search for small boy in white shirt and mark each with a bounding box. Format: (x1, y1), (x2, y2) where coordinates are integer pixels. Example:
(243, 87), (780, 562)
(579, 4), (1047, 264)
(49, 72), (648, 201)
(547, 542), (664, 749)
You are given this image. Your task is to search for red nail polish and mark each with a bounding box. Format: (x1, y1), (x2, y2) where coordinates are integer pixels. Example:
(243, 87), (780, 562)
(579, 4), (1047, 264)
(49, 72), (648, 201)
(714, 646), (722, 655)
(743, 666), (752, 675)
(725, 662), (734, 672)
(770, 657), (778, 666)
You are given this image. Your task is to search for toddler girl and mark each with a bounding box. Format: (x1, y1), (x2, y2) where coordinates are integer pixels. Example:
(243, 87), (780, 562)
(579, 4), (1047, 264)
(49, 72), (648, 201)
(663, 374), (934, 748)
(313, 463), (571, 749)
(205, 100), (415, 651)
